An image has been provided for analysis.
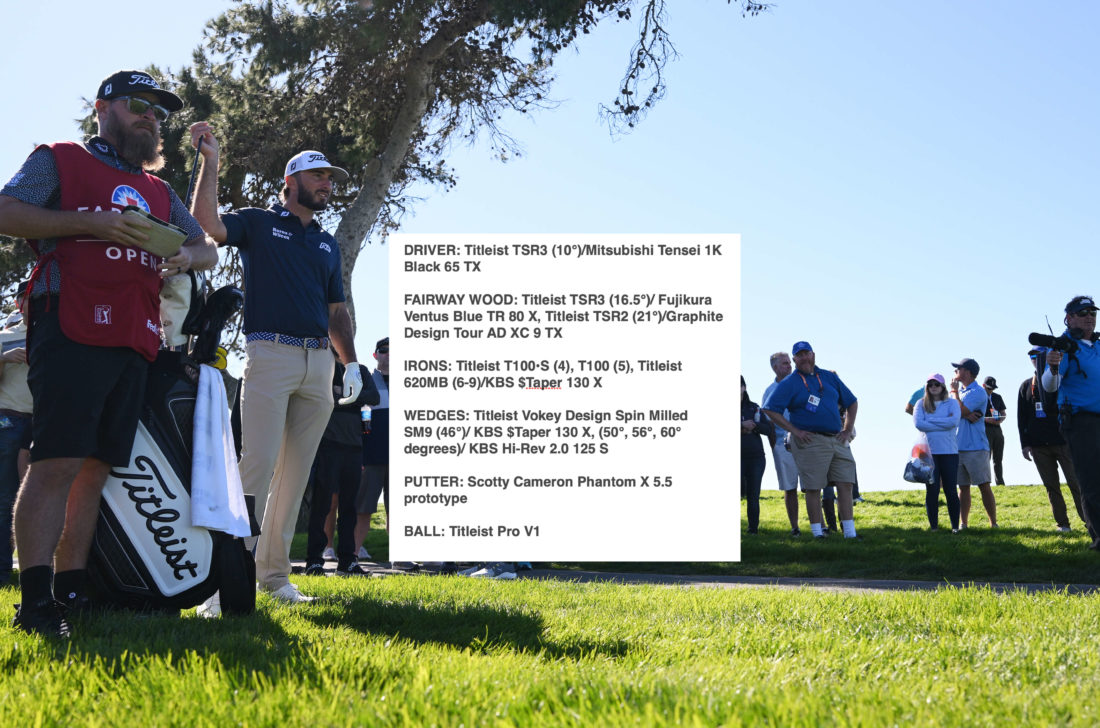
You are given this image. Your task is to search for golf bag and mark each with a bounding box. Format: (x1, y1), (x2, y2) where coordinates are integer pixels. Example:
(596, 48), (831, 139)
(87, 283), (258, 613)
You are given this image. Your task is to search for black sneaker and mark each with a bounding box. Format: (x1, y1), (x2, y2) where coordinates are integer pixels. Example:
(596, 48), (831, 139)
(12, 599), (72, 639)
(336, 562), (369, 577)
(59, 593), (94, 621)
(790, 527), (801, 538)
(304, 563), (325, 576)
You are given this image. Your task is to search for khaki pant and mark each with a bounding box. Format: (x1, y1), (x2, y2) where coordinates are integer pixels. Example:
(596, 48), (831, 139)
(239, 340), (334, 590)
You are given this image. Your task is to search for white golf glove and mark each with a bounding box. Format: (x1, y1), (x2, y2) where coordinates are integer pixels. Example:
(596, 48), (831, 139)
(338, 362), (363, 405)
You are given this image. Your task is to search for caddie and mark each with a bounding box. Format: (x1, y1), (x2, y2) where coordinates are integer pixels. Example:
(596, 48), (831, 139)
(0, 69), (218, 638)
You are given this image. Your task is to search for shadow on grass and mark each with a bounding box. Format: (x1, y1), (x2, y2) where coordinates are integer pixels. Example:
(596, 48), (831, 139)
(0, 587), (625, 669)
(0, 605), (295, 670)
(551, 523), (1100, 585)
(298, 597), (629, 660)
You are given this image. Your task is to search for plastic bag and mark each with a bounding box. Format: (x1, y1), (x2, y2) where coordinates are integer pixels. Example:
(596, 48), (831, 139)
(903, 456), (935, 485)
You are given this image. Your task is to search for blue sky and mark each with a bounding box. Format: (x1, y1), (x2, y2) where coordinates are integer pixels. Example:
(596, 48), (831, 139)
(3, 2), (1099, 495)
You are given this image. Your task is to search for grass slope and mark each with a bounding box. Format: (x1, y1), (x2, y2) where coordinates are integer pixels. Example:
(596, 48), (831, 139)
(549, 485), (1100, 584)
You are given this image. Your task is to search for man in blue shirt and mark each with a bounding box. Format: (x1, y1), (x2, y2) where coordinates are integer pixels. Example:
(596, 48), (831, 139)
(949, 358), (997, 529)
(189, 124), (363, 610)
(1042, 295), (1100, 551)
(762, 342), (860, 539)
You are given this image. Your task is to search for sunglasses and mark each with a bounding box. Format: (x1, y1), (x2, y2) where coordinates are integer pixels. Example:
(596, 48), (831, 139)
(1072, 309), (1098, 318)
(927, 381), (943, 387)
(117, 96), (170, 122)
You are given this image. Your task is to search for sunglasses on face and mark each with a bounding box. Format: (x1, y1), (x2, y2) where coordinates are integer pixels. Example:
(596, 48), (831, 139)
(1072, 310), (1098, 318)
(927, 381), (943, 388)
(117, 96), (170, 122)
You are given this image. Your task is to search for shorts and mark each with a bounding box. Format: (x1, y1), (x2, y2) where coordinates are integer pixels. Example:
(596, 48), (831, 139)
(27, 304), (148, 465)
(789, 432), (857, 491)
(957, 450), (991, 486)
(771, 439), (799, 491)
(356, 464), (389, 515)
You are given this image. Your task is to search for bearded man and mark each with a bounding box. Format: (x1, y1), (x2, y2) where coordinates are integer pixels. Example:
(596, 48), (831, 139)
(0, 70), (218, 637)
(188, 123), (361, 613)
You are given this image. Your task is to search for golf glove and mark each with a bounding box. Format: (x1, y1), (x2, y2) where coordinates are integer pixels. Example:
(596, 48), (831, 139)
(339, 363), (363, 405)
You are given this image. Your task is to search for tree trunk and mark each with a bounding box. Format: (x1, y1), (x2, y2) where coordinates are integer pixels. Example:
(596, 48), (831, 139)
(334, 0), (489, 325)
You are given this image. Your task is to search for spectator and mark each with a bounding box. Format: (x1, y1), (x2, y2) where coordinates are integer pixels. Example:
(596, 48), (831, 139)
(303, 356), (377, 577)
(1041, 294), (1100, 550)
(355, 337), (390, 555)
(950, 358), (998, 528)
(904, 387), (924, 415)
(0, 284), (31, 582)
(762, 342), (860, 540)
(762, 352), (803, 536)
(914, 374), (962, 532)
(1018, 346), (1084, 532)
(740, 376), (773, 534)
(982, 376), (1007, 485)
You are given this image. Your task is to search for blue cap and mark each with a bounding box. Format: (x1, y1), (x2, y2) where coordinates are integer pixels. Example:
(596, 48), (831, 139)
(1029, 346), (1047, 357)
(792, 341), (813, 355)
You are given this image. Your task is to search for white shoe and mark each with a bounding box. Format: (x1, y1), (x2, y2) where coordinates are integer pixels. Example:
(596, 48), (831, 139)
(266, 583), (316, 604)
(1057, 526), (1072, 533)
(358, 546), (371, 560)
(322, 547), (336, 561)
(197, 591), (221, 618)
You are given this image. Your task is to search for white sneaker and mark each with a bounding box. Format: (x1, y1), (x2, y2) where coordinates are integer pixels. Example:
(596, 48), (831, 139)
(197, 591), (221, 618)
(358, 546), (371, 560)
(322, 547), (336, 561)
(266, 583), (316, 604)
(1057, 526), (1073, 533)
(471, 562), (517, 579)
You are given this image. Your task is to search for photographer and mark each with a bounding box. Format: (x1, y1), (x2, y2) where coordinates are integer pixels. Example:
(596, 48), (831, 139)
(1042, 295), (1100, 551)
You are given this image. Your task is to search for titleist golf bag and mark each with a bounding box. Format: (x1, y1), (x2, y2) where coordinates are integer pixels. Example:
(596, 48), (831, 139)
(87, 283), (258, 613)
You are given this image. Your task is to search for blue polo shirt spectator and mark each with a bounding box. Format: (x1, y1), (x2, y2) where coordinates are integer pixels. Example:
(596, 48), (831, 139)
(956, 380), (989, 451)
(762, 368), (857, 434)
(222, 204), (344, 337)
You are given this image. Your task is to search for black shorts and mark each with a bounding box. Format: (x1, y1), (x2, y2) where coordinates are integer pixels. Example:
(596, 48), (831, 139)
(27, 304), (148, 465)
(356, 464), (388, 515)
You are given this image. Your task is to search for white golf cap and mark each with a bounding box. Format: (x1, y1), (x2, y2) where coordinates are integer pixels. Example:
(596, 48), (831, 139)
(284, 150), (349, 183)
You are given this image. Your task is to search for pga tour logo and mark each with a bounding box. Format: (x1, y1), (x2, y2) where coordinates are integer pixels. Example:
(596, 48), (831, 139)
(319, 242), (332, 253)
(102, 422), (213, 595)
(111, 185), (150, 213)
(95, 305), (112, 325)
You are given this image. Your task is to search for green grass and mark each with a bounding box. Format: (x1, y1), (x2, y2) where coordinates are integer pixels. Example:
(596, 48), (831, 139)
(549, 484), (1100, 584)
(6, 485), (1095, 725)
(3, 576), (1100, 726)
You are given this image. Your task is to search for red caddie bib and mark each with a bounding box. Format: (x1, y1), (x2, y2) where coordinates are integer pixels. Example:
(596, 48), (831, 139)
(31, 142), (168, 361)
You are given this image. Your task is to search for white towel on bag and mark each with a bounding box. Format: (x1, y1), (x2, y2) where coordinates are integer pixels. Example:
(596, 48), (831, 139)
(191, 364), (251, 537)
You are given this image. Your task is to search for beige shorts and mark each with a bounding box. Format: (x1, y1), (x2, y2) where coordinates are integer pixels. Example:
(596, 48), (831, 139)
(790, 432), (857, 491)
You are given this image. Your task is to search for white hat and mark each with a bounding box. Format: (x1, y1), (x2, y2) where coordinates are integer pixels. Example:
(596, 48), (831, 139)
(284, 150), (349, 183)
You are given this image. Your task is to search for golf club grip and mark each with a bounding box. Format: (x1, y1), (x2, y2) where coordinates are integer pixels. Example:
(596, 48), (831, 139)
(185, 137), (203, 209)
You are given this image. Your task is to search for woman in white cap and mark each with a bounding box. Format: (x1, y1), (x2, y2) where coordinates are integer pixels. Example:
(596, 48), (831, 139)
(913, 374), (962, 532)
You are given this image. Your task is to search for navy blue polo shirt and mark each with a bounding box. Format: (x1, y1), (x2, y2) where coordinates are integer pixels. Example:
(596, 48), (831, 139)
(220, 204), (344, 337)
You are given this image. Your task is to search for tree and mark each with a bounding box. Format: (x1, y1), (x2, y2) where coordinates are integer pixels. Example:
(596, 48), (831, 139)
(172, 0), (766, 324)
(0, 1), (768, 321)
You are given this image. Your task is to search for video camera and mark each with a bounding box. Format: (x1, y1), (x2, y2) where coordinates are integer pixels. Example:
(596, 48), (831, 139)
(1028, 332), (1078, 354)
